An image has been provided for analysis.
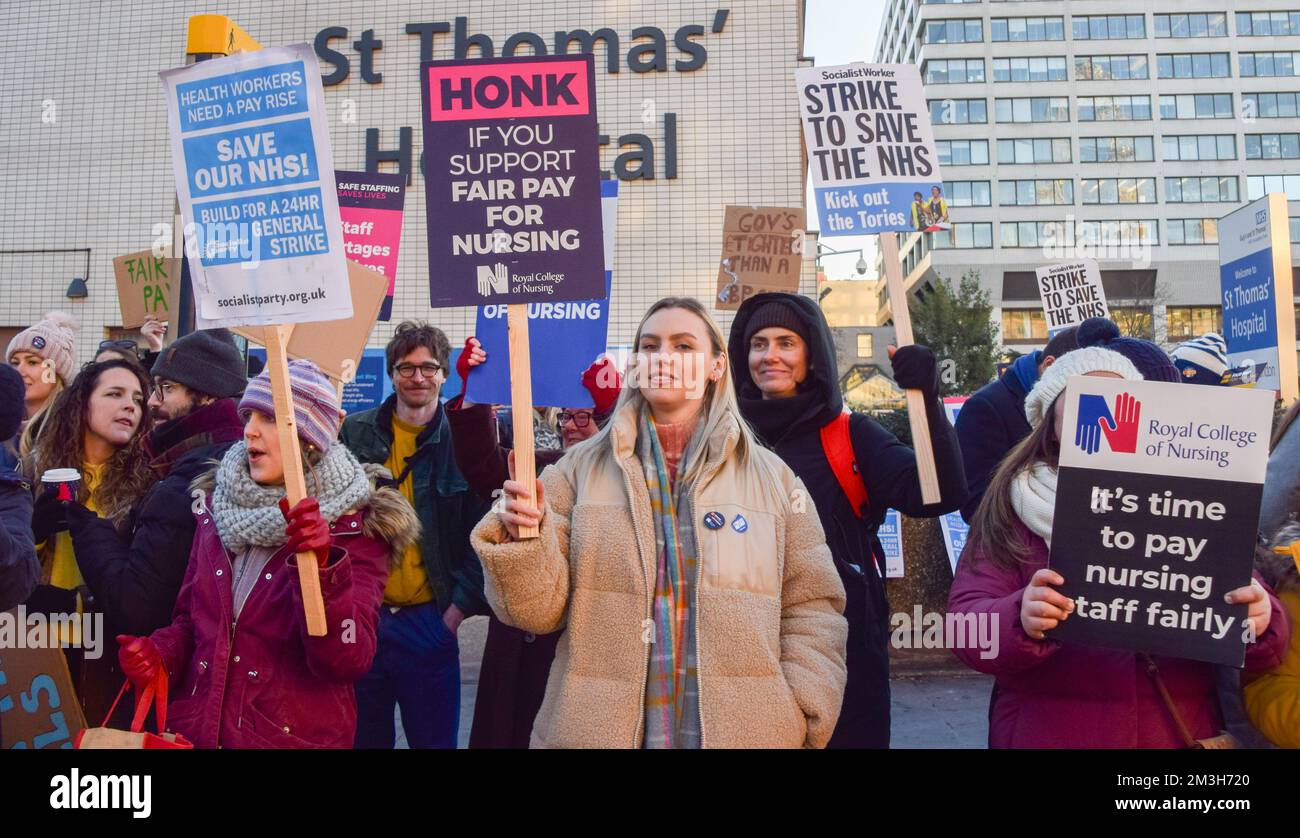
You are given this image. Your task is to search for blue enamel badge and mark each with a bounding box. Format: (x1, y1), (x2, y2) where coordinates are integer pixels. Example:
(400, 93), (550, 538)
(731, 514), (748, 533)
(703, 511), (725, 530)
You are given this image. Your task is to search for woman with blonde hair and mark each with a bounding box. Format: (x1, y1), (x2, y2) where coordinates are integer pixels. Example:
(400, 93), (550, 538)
(6, 311), (78, 461)
(472, 296), (848, 748)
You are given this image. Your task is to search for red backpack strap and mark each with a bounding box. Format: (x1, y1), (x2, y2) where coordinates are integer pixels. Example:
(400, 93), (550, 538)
(820, 410), (868, 519)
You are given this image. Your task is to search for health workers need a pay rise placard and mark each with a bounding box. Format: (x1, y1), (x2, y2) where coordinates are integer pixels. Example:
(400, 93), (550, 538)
(161, 44), (352, 328)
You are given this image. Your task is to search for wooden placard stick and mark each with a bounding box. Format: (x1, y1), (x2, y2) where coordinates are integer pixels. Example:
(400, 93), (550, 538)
(507, 303), (539, 539)
(265, 323), (329, 636)
(879, 232), (941, 505)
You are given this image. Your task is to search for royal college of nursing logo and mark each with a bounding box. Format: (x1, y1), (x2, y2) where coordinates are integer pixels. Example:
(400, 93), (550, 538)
(1074, 392), (1141, 455)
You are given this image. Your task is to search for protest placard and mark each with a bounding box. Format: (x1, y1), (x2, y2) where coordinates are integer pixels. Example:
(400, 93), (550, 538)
(161, 43), (352, 327)
(467, 180), (617, 408)
(337, 170), (405, 321)
(423, 54), (606, 538)
(795, 63), (946, 237)
(714, 206), (805, 309)
(0, 610), (87, 749)
(1035, 259), (1107, 335)
(797, 62), (944, 502)
(1049, 376), (1274, 665)
(1218, 193), (1299, 401)
(232, 260), (388, 383)
(421, 54), (605, 307)
(113, 251), (181, 329)
(940, 397), (970, 574)
(881, 509), (904, 578)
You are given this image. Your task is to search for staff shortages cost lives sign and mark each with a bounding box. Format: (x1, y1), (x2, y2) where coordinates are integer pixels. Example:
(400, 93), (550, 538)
(796, 63), (945, 236)
(161, 44), (352, 327)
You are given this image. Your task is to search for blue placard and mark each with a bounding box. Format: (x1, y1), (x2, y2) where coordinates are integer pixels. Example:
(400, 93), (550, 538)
(245, 347), (392, 417)
(465, 273), (612, 408)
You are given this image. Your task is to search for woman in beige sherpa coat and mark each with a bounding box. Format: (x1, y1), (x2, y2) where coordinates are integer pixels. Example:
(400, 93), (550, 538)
(472, 297), (848, 748)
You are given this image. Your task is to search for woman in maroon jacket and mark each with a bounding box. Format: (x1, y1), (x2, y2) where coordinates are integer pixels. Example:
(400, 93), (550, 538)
(949, 345), (1288, 748)
(116, 360), (418, 749)
(446, 337), (619, 748)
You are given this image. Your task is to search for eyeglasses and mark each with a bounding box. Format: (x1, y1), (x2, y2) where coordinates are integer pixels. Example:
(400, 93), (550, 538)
(557, 410), (594, 428)
(151, 379), (184, 400)
(394, 362), (442, 379)
(98, 339), (139, 352)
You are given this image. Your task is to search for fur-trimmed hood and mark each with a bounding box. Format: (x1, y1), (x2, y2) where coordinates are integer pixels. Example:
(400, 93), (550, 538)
(191, 460), (420, 566)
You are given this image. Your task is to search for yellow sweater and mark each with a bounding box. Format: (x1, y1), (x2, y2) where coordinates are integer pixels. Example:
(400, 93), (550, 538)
(45, 462), (105, 591)
(383, 416), (433, 606)
(1244, 586), (1300, 748)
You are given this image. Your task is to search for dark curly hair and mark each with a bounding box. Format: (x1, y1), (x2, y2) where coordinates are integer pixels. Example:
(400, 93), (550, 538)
(24, 358), (154, 528)
(385, 320), (450, 374)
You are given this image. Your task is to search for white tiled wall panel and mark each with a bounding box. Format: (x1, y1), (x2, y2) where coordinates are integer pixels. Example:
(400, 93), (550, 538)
(0, 1), (812, 364)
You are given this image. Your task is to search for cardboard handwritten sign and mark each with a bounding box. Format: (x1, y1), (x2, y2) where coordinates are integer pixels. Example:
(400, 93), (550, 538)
(714, 206), (805, 310)
(1035, 259), (1107, 335)
(113, 251), (182, 329)
(0, 611), (87, 749)
(232, 260), (388, 383)
(1049, 377), (1274, 666)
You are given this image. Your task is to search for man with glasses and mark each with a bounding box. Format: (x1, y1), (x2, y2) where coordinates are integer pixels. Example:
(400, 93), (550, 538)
(340, 321), (489, 749)
(64, 329), (246, 637)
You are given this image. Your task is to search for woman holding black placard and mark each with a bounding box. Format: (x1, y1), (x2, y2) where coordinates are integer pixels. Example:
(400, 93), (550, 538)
(949, 340), (1288, 748)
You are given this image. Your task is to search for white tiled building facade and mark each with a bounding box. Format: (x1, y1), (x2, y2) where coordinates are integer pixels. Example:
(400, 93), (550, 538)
(875, 0), (1300, 356)
(0, 1), (813, 363)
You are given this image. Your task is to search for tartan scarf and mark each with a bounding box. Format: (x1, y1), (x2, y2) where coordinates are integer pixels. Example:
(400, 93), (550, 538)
(640, 412), (703, 749)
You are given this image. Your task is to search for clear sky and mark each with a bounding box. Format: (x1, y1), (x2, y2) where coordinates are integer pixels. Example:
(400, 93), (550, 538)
(803, 0), (884, 280)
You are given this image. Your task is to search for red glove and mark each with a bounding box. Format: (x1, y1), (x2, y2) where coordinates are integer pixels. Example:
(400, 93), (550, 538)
(456, 336), (479, 392)
(279, 497), (332, 568)
(581, 357), (622, 415)
(116, 634), (162, 688)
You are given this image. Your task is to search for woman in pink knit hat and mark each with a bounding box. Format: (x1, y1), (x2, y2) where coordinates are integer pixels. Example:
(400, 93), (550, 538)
(115, 359), (419, 748)
(6, 311), (79, 457)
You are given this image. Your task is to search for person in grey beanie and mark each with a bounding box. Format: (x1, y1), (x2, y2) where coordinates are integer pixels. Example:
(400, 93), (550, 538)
(62, 329), (248, 636)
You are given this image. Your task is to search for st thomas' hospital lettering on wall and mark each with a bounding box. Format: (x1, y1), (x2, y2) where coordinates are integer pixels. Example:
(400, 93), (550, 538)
(312, 11), (734, 184)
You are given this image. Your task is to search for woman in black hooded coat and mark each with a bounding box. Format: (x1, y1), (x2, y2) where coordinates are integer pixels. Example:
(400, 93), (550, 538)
(728, 292), (967, 748)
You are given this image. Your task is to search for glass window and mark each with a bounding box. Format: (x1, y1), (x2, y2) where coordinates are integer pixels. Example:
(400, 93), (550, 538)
(1166, 307), (1223, 341)
(1001, 309), (1048, 342)
(856, 334), (873, 357)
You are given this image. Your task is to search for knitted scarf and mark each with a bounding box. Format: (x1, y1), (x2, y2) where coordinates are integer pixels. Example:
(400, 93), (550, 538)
(211, 441), (370, 552)
(1010, 461), (1058, 548)
(640, 412), (705, 749)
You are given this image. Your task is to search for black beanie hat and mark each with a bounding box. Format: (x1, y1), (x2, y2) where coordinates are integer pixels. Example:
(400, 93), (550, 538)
(743, 298), (810, 347)
(0, 364), (25, 441)
(150, 329), (248, 399)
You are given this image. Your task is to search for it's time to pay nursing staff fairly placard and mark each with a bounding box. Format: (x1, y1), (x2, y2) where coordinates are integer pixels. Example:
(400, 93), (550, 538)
(796, 63), (945, 236)
(161, 44), (352, 328)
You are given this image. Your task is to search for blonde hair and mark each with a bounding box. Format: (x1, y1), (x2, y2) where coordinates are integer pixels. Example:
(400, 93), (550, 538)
(18, 375), (64, 458)
(570, 297), (784, 497)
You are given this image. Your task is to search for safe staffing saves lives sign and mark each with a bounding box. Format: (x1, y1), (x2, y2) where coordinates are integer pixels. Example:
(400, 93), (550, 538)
(1048, 376), (1274, 666)
(421, 54), (605, 308)
(796, 63), (945, 237)
(161, 44), (352, 328)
